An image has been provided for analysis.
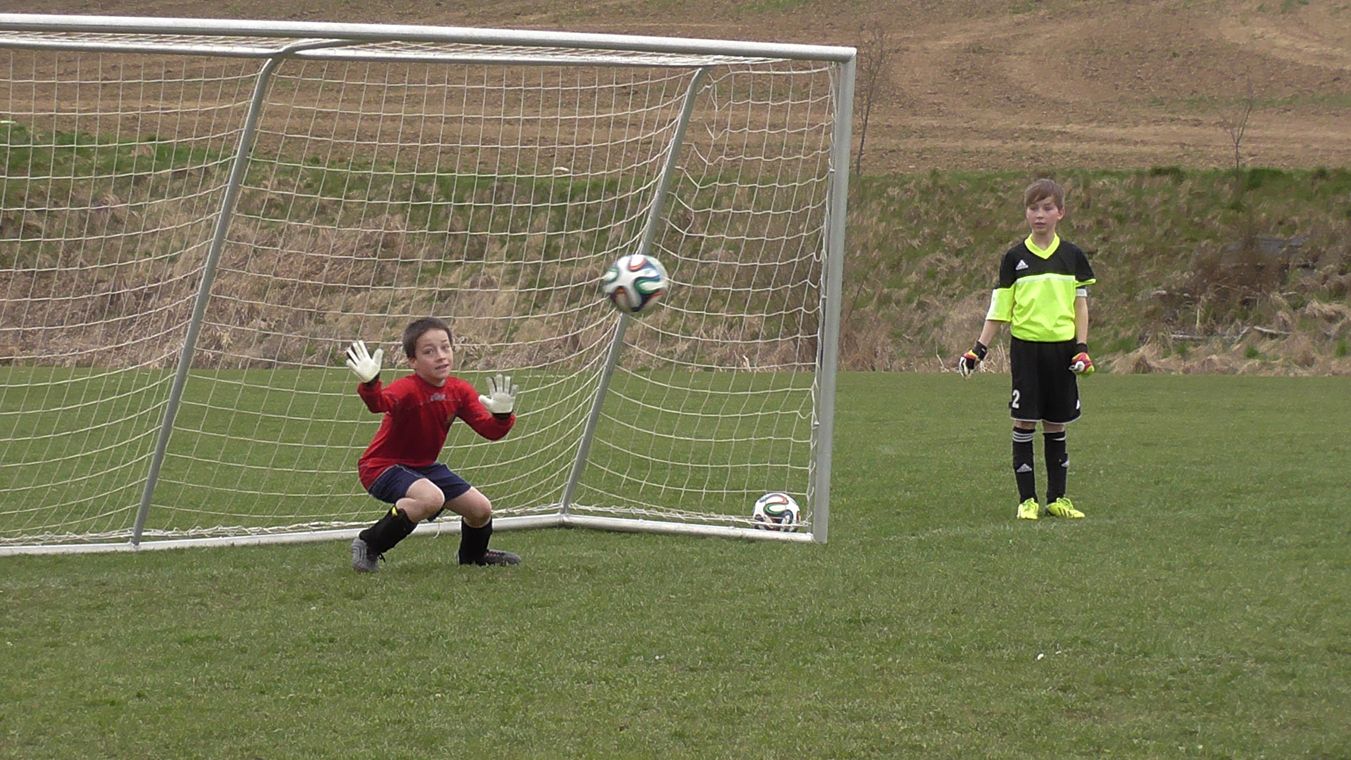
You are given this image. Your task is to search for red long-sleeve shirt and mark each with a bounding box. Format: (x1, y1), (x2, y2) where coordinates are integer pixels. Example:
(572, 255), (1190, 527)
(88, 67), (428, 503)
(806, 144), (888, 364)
(355, 373), (514, 489)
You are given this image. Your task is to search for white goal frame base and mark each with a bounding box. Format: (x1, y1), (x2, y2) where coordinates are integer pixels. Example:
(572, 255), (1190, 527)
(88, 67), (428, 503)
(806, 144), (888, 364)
(0, 514), (812, 556)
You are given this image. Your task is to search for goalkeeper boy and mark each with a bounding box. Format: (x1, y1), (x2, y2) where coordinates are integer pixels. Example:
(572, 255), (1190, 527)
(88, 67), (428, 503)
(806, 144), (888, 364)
(345, 317), (521, 571)
(956, 178), (1097, 521)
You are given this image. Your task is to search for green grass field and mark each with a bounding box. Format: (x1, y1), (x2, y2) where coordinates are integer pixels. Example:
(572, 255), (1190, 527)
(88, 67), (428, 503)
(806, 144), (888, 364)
(2, 373), (1348, 758)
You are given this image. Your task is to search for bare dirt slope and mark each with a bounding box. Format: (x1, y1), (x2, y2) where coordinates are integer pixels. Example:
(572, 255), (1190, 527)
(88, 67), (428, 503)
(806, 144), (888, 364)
(16, 0), (1351, 172)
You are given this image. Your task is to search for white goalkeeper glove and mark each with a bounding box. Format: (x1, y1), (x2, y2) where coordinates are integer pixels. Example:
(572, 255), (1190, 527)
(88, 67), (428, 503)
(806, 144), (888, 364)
(478, 373), (518, 417)
(345, 340), (383, 384)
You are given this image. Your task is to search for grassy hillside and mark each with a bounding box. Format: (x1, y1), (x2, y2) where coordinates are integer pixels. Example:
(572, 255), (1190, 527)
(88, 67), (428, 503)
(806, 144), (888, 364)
(845, 168), (1351, 374)
(4, 115), (1347, 373)
(7, 3), (1351, 374)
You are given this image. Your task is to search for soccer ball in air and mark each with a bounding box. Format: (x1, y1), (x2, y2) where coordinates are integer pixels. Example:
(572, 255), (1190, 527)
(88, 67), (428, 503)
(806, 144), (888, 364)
(752, 492), (801, 532)
(602, 254), (668, 315)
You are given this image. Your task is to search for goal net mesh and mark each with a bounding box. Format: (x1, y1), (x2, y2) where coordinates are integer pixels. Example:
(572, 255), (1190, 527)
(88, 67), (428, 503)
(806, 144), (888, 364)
(0, 24), (846, 548)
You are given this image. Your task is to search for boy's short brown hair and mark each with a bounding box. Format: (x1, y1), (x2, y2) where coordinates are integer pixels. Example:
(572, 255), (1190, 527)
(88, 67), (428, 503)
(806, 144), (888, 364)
(1023, 178), (1065, 210)
(401, 317), (453, 358)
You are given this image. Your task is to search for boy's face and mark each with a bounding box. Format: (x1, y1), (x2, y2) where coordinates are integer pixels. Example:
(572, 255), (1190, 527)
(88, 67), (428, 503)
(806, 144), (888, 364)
(1025, 195), (1064, 238)
(408, 328), (453, 385)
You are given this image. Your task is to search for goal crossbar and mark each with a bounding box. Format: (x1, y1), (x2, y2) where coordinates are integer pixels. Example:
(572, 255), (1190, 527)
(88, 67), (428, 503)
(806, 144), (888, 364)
(0, 14), (855, 64)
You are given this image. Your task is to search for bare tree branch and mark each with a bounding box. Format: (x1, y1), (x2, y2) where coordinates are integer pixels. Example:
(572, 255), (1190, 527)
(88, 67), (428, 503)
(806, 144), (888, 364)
(853, 25), (894, 178)
(1221, 75), (1256, 172)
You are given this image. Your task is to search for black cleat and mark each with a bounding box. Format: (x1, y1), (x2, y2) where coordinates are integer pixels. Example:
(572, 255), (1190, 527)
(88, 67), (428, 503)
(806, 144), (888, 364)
(469, 548), (520, 566)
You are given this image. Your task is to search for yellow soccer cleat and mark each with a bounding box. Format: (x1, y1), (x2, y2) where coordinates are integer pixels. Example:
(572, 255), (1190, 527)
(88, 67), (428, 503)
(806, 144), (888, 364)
(1016, 498), (1041, 521)
(1046, 497), (1085, 519)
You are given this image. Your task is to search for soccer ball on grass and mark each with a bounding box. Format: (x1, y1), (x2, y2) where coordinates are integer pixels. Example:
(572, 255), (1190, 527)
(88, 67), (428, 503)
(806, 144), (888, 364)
(602, 254), (668, 315)
(752, 492), (801, 532)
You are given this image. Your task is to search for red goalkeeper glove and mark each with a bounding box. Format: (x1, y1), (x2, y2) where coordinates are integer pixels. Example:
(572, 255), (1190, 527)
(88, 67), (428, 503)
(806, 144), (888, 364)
(1069, 343), (1095, 376)
(957, 341), (987, 378)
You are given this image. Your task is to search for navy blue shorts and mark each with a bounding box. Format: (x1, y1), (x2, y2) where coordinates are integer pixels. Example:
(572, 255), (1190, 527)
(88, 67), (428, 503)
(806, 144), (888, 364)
(366, 463), (472, 506)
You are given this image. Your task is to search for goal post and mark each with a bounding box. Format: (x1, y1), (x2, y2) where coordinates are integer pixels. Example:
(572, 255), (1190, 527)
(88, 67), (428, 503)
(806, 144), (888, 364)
(0, 14), (854, 554)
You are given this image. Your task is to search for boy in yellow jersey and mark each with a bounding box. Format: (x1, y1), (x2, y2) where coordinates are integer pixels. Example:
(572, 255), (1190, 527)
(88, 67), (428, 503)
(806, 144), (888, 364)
(957, 178), (1097, 520)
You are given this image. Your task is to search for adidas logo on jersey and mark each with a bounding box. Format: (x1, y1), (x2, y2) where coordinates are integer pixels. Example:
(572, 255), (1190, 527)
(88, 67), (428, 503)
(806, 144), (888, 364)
(1015, 259), (1029, 271)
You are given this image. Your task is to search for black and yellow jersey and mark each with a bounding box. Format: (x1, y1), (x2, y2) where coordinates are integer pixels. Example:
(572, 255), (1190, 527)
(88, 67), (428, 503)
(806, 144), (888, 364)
(985, 234), (1096, 342)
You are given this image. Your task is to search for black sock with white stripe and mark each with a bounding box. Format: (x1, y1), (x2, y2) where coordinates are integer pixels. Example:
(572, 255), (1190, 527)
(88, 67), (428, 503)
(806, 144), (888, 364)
(1012, 426), (1037, 503)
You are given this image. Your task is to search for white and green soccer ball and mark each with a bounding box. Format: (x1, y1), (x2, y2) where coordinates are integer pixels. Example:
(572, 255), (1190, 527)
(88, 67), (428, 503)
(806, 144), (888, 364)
(752, 492), (801, 532)
(601, 253), (668, 315)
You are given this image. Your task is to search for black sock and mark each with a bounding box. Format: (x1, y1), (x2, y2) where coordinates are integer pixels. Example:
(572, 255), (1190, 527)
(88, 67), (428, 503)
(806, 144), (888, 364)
(458, 518), (493, 565)
(1045, 431), (1068, 502)
(359, 507), (417, 555)
(1012, 427), (1037, 502)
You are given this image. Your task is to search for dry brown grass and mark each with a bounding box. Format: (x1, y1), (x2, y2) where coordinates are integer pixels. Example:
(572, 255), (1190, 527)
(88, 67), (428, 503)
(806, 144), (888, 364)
(16, 1), (1351, 173)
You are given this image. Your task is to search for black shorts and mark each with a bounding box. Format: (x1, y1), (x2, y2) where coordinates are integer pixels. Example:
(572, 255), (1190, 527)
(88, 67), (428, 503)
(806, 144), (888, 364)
(1008, 337), (1081, 424)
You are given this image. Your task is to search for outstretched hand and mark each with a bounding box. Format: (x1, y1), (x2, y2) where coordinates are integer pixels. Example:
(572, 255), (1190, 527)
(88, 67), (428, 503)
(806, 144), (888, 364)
(478, 373), (518, 416)
(345, 340), (383, 384)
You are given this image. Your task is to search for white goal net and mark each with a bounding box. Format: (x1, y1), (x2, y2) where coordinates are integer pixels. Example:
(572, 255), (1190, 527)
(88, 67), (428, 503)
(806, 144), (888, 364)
(0, 15), (853, 552)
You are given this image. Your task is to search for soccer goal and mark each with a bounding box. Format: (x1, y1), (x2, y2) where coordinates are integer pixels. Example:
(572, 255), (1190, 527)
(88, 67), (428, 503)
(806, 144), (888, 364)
(0, 14), (854, 553)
